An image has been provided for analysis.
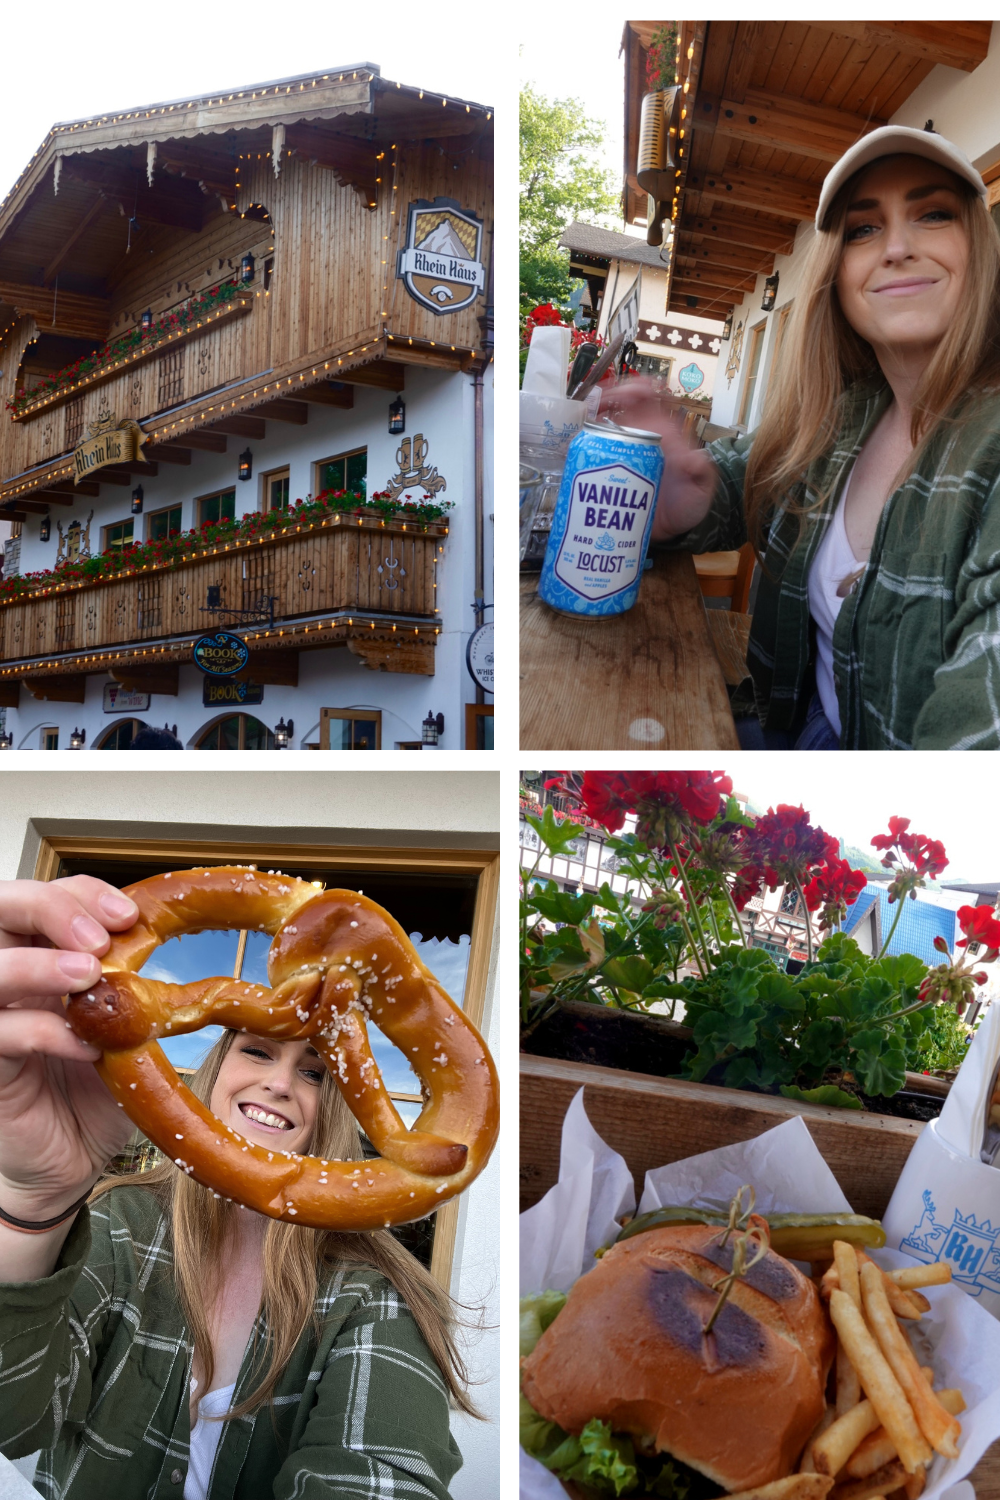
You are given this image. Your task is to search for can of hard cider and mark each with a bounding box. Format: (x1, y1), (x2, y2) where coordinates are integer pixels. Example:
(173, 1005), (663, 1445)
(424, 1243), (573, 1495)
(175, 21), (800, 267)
(537, 419), (664, 618)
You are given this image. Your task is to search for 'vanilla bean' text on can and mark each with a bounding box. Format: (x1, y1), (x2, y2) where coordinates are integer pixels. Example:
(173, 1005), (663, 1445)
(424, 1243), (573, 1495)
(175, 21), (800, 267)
(537, 419), (664, 618)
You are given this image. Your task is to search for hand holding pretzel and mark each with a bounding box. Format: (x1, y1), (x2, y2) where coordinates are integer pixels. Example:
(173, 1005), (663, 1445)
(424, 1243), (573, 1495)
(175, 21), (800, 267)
(65, 867), (499, 1230)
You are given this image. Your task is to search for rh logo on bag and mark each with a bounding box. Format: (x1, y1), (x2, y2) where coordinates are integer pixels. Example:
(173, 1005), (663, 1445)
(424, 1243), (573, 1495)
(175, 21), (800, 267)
(900, 1189), (1000, 1295)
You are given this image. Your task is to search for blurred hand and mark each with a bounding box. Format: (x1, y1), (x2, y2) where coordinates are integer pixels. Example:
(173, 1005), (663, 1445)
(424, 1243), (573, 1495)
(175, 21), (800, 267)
(0, 876), (139, 1218)
(600, 378), (720, 543)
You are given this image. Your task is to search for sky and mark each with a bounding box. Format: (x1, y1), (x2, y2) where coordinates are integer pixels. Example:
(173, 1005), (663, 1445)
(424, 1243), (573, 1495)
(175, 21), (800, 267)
(519, 21), (626, 194)
(0, 5), (499, 202)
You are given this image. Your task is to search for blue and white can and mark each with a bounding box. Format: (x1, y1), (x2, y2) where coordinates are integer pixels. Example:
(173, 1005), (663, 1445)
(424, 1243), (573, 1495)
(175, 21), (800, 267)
(537, 419), (663, 618)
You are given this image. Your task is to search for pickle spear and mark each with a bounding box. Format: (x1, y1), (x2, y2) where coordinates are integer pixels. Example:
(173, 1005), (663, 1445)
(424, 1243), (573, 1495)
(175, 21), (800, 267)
(615, 1206), (885, 1260)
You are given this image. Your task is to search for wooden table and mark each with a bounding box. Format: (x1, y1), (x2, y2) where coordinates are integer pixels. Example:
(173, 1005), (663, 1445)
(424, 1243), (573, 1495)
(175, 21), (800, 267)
(520, 551), (740, 750)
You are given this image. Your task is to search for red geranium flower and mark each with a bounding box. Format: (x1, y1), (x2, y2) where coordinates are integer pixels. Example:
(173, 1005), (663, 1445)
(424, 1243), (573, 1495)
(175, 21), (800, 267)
(957, 905), (1000, 955)
(743, 805), (839, 889)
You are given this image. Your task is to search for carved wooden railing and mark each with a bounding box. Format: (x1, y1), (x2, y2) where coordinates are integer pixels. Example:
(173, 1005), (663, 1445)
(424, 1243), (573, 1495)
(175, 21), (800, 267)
(0, 516), (441, 668)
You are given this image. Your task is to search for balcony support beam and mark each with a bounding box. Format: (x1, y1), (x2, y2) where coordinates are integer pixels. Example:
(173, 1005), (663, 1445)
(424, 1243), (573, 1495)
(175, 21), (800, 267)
(110, 664), (179, 695)
(23, 675), (87, 702)
(234, 649), (299, 686)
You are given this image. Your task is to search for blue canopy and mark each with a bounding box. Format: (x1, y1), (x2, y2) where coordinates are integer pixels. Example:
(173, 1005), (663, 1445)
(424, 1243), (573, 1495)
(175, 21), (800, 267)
(842, 881), (957, 965)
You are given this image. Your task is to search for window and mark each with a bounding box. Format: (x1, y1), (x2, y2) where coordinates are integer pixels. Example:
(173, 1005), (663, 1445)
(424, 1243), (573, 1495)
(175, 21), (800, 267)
(316, 448), (367, 497)
(33, 830), (499, 1287)
(157, 348), (185, 408)
(104, 519), (134, 554)
(42, 728), (59, 750)
(751, 936), (788, 967)
(635, 354), (672, 380)
(465, 704), (494, 749)
(263, 468), (290, 513)
(66, 397), (85, 448)
(196, 714), (275, 750)
(320, 709), (381, 750)
(737, 321), (766, 427)
(147, 505), (182, 542)
(96, 719), (147, 749)
(198, 489), (236, 527)
(779, 888), (800, 916)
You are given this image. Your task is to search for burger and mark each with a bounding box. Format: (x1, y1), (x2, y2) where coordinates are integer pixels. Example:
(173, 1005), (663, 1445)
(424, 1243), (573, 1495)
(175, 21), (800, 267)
(521, 1221), (838, 1497)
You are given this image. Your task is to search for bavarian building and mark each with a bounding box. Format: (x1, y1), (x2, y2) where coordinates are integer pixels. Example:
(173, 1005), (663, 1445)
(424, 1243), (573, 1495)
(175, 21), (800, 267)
(0, 65), (494, 750)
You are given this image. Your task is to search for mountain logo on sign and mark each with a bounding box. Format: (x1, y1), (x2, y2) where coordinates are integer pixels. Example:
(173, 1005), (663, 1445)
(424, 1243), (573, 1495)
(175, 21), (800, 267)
(396, 197), (486, 317)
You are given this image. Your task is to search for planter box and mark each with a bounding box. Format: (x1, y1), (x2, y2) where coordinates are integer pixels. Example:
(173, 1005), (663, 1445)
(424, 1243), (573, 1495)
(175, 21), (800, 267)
(521, 1052), (1000, 1498)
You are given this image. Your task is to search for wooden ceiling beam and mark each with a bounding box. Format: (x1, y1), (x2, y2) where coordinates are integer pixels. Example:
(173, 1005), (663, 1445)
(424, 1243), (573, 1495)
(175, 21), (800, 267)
(145, 444), (192, 464)
(685, 165), (818, 223)
(671, 264), (758, 296)
(43, 196), (107, 285)
(109, 663), (179, 695)
(683, 208), (797, 256)
(23, 674), (87, 702)
(208, 415), (266, 439)
(0, 509), (28, 522)
(284, 124), (380, 203)
(29, 491), (75, 505)
(256, 397), (308, 424)
(37, 480), (100, 495)
(669, 285), (739, 313)
(807, 21), (991, 74)
(61, 159), (204, 233)
(299, 382), (354, 409)
(696, 88), (886, 165)
(0, 280), (109, 340)
(169, 431), (227, 452)
(3, 498), (51, 512)
(337, 360), (405, 391)
(676, 235), (775, 277)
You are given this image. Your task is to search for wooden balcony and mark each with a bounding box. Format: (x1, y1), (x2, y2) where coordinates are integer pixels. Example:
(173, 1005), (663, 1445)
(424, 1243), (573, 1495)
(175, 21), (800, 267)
(0, 514), (443, 696)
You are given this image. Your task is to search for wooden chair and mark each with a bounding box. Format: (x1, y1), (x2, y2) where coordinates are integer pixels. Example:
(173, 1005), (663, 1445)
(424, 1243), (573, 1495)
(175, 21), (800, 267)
(695, 542), (756, 688)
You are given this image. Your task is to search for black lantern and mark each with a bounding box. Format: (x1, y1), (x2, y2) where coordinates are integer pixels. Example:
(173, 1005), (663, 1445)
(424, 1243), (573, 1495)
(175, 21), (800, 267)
(131, 484), (144, 514)
(0, 731), (12, 750)
(238, 448), (253, 482)
(422, 711), (444, 746)
(722, 309), (733, 341)
(39, 513), (50, 542)
(761, 272), (780, 313)
(240, 252), (256, 284)
(141, 308), (153, 331)
(274, 716), (293, 749)
(69, 726), (86, 750)
(206, 585), (222, 609)
(388, 396), (405, 435)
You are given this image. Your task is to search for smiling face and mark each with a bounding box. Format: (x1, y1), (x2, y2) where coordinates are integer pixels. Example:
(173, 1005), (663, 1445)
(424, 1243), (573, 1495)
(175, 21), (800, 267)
(209, 1034), (326, 1154)
(835, 154), (970, 367)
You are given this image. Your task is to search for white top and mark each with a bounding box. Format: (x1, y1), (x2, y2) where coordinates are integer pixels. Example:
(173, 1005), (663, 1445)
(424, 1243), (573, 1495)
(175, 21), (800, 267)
(184, 1381), (237, 1500)
(808, 465), (864, 738)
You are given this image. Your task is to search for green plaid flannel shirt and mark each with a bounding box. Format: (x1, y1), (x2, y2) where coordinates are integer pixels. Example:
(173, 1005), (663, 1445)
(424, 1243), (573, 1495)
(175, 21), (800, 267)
(670, 380), (1000, 748)
(0, 1187), (461, 1499)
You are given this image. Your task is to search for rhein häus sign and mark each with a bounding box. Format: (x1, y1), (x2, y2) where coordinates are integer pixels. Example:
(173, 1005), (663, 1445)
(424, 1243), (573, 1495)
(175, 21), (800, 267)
(74, 410), (148, 483)
(396, 197), (485, 315)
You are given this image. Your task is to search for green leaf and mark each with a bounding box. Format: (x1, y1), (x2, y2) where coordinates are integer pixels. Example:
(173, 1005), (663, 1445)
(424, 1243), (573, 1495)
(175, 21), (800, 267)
(780, 1084), (863, 1110)
(853, 1040), (907, 1098)
(556, 1419), (639, 1496)
(721, 964), (762, 1014)
(798, 1018), (847, 1070)
(594, 882), (625, 914)
(604, 956), (655, 992)
(519, 1290), (566, 1357)
(723, 1056), (760, 1091)
(756, 971), (806, 1013)
(524, 804), (586, 856)
(870, 952), (927, 995)
(649, 1458), (691, 1500)
(816, 932), (866, 967)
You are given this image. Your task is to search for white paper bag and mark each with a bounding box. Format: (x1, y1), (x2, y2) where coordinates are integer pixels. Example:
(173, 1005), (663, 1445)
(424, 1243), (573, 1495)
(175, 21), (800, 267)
(520, 1091), (1000, 1500)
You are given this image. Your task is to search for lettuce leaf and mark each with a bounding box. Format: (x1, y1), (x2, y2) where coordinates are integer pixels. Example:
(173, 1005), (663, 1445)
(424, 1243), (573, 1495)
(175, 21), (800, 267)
(519, 1289), (567, 1357)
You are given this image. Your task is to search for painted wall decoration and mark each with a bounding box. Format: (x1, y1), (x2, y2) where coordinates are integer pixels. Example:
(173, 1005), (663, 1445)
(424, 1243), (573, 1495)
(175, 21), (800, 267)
(726, 321), (745, 387)
(677, 362), (705, 393)
(56, 510), (94, 565)
(396, 197), (486, 316)
(641, 320), (722, 355)
(385, 434), (447, 501)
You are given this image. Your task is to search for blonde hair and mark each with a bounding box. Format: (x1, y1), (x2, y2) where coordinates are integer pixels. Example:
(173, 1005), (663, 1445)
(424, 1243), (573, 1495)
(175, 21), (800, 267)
(743, 156), (1000, 553)
(90, 1031), (479, 1420)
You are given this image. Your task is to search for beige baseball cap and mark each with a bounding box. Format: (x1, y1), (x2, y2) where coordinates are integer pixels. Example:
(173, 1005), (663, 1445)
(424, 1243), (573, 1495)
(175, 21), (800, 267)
(815, 124), (986, 232)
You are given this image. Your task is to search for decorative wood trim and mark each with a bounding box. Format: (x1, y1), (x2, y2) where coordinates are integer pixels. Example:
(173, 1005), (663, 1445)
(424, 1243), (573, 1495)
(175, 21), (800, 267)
(12, 298), (253, 423)
(35, 831), (500, 1293)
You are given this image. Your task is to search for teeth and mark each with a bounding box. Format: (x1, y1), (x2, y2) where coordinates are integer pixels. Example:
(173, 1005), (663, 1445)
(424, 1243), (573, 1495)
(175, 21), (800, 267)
(242, 1105), (290, 1130)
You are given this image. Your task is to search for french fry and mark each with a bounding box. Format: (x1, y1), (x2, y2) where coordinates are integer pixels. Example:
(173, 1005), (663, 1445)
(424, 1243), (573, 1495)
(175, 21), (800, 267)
(813, 1399), (881, 1476)
(856, 1252), (924, 1319)
(859, 1262), (961, 1461)
(845, 1393), (965, 1479)
(830, 1460), (907, 1500)
(835, 1241), (863, 1308)
(837, 1346), (863, 1417)
(725, 1474), (835, 1500)
(821, 1265), (841, 1301)
(828, 1290), (932, 1473)
(889, 1265), (952, 1291)
(904, 1469), (926, 1500)
(906, 1292), (932, 1315)
(800, 1408), (837, 1473)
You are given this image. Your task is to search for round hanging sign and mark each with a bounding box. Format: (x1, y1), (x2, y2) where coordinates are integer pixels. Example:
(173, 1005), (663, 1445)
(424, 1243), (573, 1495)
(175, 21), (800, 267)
(466, 622), (494, 693)
(193, 631), (250, 677)
(678, 361), (705, 393)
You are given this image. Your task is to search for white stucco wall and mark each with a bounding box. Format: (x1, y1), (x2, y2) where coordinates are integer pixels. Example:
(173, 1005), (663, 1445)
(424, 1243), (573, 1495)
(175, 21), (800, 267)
(4, 361), (493, 752)
(599, 258), (722, 402)
(0, 767), (504, 1498)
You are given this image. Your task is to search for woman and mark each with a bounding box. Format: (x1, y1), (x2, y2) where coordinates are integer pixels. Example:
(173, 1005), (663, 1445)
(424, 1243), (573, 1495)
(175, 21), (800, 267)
(0, 875), (469, 1499)
(613, 124), (1000, 750)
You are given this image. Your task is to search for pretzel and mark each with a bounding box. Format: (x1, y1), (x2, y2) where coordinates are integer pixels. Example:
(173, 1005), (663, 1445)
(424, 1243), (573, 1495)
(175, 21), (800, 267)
(65, 866), (499, 1230)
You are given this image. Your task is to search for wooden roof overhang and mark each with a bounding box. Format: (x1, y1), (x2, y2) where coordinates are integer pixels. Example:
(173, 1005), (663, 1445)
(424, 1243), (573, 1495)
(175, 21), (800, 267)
(622, 21), (992, 318)
(0, 65), (492, 344)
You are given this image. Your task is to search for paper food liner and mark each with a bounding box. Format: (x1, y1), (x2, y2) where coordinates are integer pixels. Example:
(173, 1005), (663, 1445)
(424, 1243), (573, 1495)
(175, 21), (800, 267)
(520, 1092), (1000, 1500)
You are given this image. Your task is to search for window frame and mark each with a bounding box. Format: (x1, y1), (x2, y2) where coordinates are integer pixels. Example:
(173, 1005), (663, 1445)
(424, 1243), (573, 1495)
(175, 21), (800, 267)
(313, 446), (368, 498)
(32, 831), (499, 1290)
(737, 320), (766, 428)
(261, 466), (291, 515)
(102, 518), (135, 555)
(194, 713), (275, 751)
(95, 718), (148, 750)
(465, 703), (494, 750)
(762, 302), (793, 412)
(145, 504), (184, 543)
(320, 708), (382, 751)
(196, 488), (237, 529)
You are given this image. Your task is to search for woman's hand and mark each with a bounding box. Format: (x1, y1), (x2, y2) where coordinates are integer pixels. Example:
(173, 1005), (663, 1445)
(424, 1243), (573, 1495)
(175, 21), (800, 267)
(600, 378), (720, 543)
(0, 877), (139, 1221)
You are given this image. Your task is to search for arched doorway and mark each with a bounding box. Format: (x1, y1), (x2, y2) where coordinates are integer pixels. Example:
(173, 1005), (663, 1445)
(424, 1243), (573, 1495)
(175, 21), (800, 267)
(95, 718), (148, 749)
(195, 714), (275, 750)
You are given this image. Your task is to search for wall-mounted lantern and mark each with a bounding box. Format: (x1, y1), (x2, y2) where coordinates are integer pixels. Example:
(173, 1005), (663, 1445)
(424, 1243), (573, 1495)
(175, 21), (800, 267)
(131, 484), (144, 514)
(240, 252), (256, 284)
(761, 273), (780, 313)
(141, 308), (153, 331)
(0, 732), (12, 749)
(274, 717), (293, 749)
(238, 448), (253, 482)
(39, 513), (50, 542)
(422, 711), (444, 746)
(721, 309), (734, 341)
(69, 727), (86, 750)
(388, 396), (405, 435)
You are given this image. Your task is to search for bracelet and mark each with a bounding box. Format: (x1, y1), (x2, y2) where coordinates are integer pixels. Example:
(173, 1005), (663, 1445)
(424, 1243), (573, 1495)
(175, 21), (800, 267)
(0, 1187), (93, 1235)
